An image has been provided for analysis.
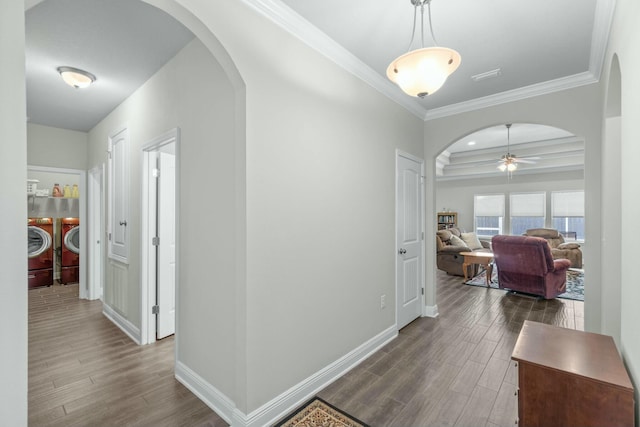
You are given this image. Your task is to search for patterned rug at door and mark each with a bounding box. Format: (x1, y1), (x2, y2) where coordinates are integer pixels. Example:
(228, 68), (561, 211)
(273, 397), (370, 427)
(465, 268), (584, 301)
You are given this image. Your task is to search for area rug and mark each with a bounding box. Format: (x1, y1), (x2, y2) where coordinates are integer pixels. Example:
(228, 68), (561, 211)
(465, 268), (584, 301)
(273, 397), (370, 427)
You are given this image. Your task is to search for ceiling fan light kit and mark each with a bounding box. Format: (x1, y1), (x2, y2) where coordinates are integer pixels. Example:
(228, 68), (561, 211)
(387, 0), (461, 98)
(497, 123), (541, 177)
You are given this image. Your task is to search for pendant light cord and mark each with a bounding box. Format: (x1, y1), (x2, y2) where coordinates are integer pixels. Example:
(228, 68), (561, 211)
(427, 0), (439, 46)
(406, 0), (439, 52)
(405, 2), (418, 52)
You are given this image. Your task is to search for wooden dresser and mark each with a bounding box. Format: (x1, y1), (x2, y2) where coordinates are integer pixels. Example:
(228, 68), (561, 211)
(512, 321), (634, 427)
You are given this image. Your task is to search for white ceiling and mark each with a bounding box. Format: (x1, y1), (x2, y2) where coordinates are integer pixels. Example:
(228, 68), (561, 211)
(275, 0), (612, 119)
(25, 0), (610, 177)
(26, 0), (194, 132)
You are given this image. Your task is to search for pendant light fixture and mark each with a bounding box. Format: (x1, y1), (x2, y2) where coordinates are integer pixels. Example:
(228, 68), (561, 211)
(386, 0), (461, 98)
(57, 66), (96, 89)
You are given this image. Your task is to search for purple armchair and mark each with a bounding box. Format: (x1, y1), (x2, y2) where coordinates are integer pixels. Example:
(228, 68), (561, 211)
(491, 235), (571, 299)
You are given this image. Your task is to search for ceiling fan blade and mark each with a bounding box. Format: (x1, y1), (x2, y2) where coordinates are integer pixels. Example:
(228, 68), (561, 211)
(515, 158), (537, 164)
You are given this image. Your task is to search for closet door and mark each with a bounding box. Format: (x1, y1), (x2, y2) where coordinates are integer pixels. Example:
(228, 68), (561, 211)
(108, 127), (130, 263)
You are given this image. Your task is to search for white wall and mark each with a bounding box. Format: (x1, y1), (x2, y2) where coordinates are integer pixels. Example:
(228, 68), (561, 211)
(0, 1), (28, 424)
(603, 0), (640, 410)
(87, 37), (239, 400)
(149, 0), (425, 416)
(27, 123), (88, 170)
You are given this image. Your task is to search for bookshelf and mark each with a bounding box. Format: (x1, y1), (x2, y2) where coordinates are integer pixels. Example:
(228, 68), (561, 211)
(437, 212), (457, 230)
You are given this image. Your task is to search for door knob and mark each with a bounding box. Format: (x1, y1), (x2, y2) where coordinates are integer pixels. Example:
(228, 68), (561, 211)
(398, 248), (407, 254)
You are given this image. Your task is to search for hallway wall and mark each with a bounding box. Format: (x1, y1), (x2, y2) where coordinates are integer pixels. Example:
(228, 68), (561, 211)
(87, 38), (238, 398)
(0, 1), (28, 424)
(603, 0), (640, 409)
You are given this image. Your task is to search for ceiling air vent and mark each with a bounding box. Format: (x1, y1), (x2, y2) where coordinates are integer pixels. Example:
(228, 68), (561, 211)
(471, 68), (502, 82)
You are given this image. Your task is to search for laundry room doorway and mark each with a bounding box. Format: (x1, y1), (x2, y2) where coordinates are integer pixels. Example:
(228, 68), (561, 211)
(27, 165), (88, 299)
(141, 128), (179, 344)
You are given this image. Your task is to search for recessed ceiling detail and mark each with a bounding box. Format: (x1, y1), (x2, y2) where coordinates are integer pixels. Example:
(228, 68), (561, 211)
(436, 123), (584, 180)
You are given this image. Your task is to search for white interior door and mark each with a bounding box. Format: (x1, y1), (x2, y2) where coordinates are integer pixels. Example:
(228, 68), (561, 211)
(396, 152), (424, 330)
(156, 151), (176, 339)
(88, 165), (104, 300)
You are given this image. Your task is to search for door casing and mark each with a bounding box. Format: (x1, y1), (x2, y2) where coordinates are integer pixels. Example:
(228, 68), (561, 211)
(141, 128), (180, 345)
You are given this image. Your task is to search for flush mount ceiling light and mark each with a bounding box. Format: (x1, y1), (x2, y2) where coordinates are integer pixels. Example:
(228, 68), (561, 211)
(57, 66), (96, 89)
(386, 0), (461, 98)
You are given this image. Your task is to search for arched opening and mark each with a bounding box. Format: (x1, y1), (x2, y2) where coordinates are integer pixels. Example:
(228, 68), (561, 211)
(433, 122), (586, 312)
(25, 0), (246, 424)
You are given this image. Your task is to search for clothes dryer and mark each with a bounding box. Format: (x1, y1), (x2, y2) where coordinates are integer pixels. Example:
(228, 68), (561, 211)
(28, 217), (54, 288)
(60, 217), (80, 284)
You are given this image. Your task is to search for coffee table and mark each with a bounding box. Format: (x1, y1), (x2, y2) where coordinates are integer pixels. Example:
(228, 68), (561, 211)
(459, 251), (494, 286)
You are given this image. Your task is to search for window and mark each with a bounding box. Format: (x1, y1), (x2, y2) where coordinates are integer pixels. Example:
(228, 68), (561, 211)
(474, 194), (505, 237)
(551, 191), (584, 241)
(510, 192), (545, 236)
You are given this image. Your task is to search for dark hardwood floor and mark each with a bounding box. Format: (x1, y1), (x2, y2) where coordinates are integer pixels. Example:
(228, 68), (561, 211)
(316, 270), (583, 426)
(28, 283), (227, 427)
(28, 271), (583, 426)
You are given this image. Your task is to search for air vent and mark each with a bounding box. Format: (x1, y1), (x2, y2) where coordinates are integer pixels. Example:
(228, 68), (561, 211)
(471, 68), (502, 82)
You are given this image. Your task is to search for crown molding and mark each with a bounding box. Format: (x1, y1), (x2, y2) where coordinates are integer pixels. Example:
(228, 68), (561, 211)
(589, 0), (617, 80)
(243, 0), (613, 122)
(436, 164), (585, 182)
(423, 72), (599, 121)
(239, 0), (428, 119)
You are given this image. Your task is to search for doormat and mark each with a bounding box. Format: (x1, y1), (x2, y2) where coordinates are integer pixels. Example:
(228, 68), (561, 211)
(273, 397), (370, 427)
(465, 268), (584, 301)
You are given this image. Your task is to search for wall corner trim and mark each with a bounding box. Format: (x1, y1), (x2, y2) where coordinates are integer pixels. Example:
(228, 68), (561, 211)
(424, 304), (439, 318)
(177, 325), (397, 427)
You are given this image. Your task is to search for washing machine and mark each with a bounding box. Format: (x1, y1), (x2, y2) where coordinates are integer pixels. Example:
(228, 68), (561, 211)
(60, 217), (80, 284)
(28, 217), (54, 289)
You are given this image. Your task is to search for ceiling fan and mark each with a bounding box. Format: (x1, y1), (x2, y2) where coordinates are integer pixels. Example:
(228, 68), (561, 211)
(497, 124), (540, 173)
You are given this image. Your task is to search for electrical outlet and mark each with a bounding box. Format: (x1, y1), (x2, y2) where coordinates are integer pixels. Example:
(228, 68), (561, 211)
(380, 294), (386, 309)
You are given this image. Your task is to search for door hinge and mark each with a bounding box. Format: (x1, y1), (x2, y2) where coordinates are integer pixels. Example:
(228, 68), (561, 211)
(152, 236), (160, 246)
(422, 288), (424, 295)
(108, 232), (112, 241)
(152, 305), (159, 314)
(152, 168), (160, 178)
(106, 150), (112, 159)
(422, 232), (424, 240)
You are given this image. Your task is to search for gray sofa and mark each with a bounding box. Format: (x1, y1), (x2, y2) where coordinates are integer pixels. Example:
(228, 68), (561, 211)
(436, 227), (491, 276)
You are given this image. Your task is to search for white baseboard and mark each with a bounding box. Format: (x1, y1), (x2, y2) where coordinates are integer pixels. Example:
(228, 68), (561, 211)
(424, 304), (439, 318)
(102, 303), (141, 345)
(176, 325), (398, 427)
(175, 361), (236, 424)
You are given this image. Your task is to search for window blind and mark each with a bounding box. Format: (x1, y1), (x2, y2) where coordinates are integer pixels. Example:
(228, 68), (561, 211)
(552, 191), (584, 217)
(511, 192), (545, 217)
(474, 194), (505, 216)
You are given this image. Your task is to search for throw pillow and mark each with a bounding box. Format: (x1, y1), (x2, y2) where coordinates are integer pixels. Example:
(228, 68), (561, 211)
(449, 235), (466, 247)
(558, 242), (580, 249)
(461, 232), (483, 250)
